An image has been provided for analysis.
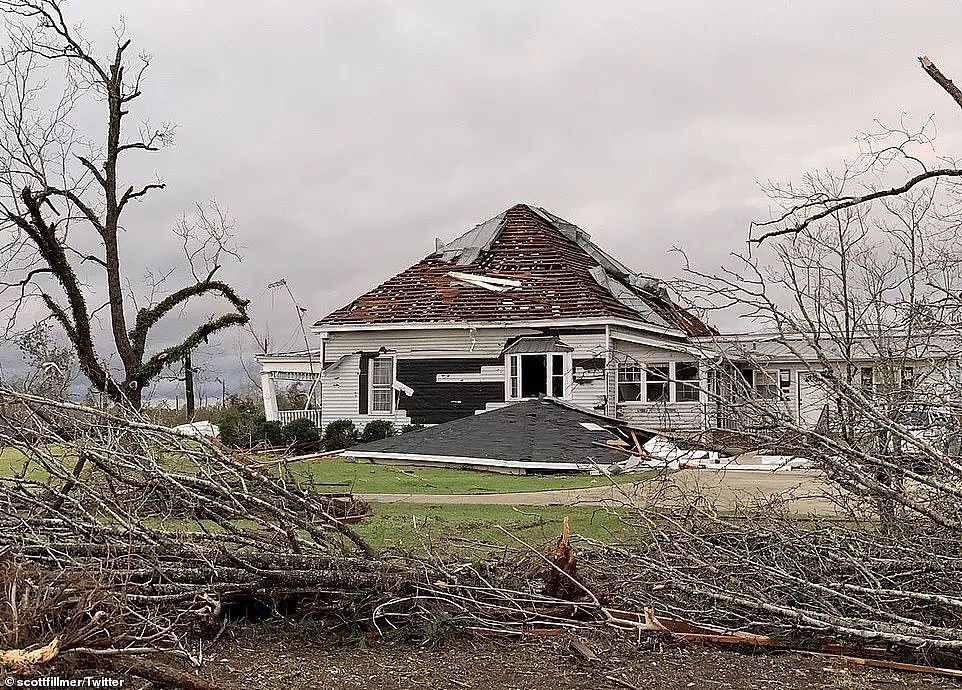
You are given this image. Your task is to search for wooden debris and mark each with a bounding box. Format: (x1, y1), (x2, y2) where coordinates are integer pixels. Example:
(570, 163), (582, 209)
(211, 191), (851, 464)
(567, 635), (599, 662)
(0, 637), (60, 671)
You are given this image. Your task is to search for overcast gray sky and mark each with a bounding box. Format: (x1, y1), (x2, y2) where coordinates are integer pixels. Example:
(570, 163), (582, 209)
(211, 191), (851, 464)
(12, 1), (962, 400)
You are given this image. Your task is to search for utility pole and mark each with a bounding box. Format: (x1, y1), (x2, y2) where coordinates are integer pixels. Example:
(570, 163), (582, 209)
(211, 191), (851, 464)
(214, 376), (227, 408)
(184, 352), (195, 420)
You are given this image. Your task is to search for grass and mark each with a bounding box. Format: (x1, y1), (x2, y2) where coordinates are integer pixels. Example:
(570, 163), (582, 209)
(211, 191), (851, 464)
(286, 457), (648, 495)
(352, 502), (637, 553)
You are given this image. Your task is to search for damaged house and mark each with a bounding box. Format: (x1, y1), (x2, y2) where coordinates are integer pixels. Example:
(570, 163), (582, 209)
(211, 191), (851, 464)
(257, 203), (717, 433)
(257, 203), (962, 469)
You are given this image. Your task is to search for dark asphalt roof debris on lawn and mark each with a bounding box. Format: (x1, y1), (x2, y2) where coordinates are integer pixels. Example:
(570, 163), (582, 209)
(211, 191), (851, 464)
(351, 398), (645, 467)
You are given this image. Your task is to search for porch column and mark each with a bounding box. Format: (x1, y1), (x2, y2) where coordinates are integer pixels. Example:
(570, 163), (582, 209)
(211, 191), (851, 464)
(261, 372), (279, 421)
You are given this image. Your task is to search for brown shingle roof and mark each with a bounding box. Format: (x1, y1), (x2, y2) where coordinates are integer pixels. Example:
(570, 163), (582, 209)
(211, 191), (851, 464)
(317, 204), (713, 337)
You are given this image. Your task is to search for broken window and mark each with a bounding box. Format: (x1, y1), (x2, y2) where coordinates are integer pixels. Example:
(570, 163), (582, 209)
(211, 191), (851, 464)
(370, 356), (394, 413)
(675, 362), (700, 402)
(646, 363), (670, 402)
(506, 352), (570, 400)
(617, 364), (643, 402)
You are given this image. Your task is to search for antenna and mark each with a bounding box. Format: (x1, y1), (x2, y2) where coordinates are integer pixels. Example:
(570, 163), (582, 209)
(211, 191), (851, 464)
(268, 277), (318, 409)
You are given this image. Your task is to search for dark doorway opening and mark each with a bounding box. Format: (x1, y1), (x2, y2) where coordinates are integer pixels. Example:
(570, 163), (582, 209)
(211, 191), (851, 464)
(520, 354), (547, 397)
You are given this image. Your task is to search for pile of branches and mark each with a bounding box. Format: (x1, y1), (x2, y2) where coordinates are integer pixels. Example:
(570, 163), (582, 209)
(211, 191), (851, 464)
(0, 389), (403, 683)
(598, 475), (962, 661)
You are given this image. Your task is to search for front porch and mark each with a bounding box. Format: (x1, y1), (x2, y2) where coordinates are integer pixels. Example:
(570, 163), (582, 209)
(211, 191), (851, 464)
(257, 350), (323, 424)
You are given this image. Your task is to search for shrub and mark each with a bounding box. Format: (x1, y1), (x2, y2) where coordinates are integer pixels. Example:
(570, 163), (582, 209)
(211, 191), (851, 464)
(361, 420), (396, 442)
(217, 408), (257, 448)
(323, 419), (359, 451)
(401, 424), (425, 434)
(283, 418), (320, 448)
(252, 415), (285, 447)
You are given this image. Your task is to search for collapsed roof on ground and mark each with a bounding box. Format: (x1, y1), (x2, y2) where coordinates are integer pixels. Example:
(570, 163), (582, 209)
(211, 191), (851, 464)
(344, 398), (652, 473)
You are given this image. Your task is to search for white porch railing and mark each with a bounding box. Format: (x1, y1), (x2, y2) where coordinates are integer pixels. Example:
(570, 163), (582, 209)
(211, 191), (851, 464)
(277, 409), (323, 427)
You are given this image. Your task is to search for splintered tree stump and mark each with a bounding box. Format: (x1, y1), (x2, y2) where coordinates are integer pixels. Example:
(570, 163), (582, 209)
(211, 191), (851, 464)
(544, 516), (581, 600)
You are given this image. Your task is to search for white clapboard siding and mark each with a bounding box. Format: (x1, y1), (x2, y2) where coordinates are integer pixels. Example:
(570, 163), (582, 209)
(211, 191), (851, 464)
(318, 327), (611, 423)
(616, 402), (707, 431)
(317, 352), (412, 430)
(324, 327), (540, 359)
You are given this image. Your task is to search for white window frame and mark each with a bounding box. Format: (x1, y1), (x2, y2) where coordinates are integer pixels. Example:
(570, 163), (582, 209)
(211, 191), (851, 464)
(778, 369), (792, 400)
(616, 363), (644, 402)
(675, 361), (701, 403)
(369, 355), (395, 414)
(617, 360), (704, 404)
(504, 352), (572, 400)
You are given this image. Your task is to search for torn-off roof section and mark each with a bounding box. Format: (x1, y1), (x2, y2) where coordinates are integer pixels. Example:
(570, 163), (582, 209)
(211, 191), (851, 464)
(317, 203), (714, 337)
(588, 266), (671, 329)
(435, 211), (507, 266)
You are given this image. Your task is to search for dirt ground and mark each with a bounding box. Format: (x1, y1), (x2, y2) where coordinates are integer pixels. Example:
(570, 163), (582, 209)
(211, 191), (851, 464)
(194, 624), (961, 690)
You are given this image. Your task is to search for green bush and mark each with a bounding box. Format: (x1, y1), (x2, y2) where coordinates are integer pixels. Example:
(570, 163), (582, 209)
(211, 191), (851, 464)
(217, 408), (257, 447)
(252, 415), (285, 447)
(401, 424), (425, 434)
(361, 420), (396, 442)
(283, 418), (321, 448)
(323, 419), (359, 451)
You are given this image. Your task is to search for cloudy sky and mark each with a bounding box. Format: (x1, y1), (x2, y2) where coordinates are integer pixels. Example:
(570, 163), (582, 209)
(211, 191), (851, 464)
(8, 1), (962, 400)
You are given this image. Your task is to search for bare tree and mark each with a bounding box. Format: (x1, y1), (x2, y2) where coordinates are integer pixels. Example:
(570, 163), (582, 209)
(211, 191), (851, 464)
(622, 56), (962, 652)
(0, 1), (249, 409)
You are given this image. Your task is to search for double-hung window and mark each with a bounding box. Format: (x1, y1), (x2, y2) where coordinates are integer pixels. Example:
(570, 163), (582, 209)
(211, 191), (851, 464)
(617, 364), (643, 402)
(645, 363), (670, 402)
(778, 369), (792, 399)
(370, 356), (394, 413)
(675, 362), (701, 402)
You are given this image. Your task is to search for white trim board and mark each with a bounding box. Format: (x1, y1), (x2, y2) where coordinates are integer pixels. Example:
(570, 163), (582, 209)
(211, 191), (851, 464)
(342, 450), (620, 472)
(314, 317), (687, 339)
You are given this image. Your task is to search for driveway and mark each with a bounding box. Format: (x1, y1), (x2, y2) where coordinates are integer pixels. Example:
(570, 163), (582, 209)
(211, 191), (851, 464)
(356, 468), (836, 514)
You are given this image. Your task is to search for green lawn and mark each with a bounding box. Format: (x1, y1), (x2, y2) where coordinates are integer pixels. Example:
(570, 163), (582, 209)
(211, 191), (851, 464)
(286, 457), (648, 495)
(352, 502), (637, 553)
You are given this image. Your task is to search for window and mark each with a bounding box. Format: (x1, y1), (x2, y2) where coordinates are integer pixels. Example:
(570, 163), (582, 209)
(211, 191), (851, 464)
(506, 353), (570, 399)
(646, 363), (670, 402)
(860, 367), (874, 393)
(675, 362), (700, 402)
(901, 366), (915, 390)
(755, 371), (779, 399)
(370, 356), (394, 413)
(778, 369), (791, 399)
(551, 354), (565, 398)
(617, 364), (643, 402)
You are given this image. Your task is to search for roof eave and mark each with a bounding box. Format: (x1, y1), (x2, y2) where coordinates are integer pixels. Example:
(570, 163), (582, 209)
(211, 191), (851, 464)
(311, 316), (689, 340)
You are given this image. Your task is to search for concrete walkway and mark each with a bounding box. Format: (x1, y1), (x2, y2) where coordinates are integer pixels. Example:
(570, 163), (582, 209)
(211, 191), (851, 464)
(356, 469), (836, 514)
